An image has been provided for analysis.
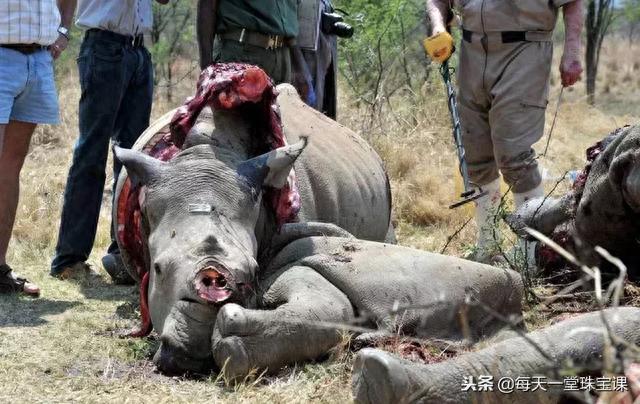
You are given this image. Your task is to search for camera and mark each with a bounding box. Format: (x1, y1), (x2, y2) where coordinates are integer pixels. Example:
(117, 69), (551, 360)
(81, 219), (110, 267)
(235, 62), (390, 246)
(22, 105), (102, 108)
(321, 12), (354, 38)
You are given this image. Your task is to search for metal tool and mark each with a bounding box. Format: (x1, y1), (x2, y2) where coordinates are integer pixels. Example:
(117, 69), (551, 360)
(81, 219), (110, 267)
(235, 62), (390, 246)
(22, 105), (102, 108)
(440, 60), (487, 209)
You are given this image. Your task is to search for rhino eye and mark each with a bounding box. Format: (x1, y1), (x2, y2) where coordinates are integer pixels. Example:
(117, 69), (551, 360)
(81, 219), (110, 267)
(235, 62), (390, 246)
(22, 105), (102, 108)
(154, 263), (162, 275)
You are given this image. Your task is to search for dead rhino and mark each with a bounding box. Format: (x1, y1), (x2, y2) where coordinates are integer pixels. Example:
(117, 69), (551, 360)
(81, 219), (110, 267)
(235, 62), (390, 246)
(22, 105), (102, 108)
(114, 84), (395, 374)
(115, 124), (524, 377)
(508, 125), (640, 275)
(352, 307), (640, 404)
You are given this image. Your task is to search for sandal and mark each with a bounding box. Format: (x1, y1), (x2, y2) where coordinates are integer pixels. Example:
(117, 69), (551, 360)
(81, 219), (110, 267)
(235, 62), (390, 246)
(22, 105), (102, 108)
(0, 264), (40, 297)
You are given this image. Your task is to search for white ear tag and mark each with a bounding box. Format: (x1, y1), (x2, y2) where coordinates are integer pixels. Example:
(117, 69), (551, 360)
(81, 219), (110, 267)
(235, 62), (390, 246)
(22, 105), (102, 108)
(188, 204), (213, 214)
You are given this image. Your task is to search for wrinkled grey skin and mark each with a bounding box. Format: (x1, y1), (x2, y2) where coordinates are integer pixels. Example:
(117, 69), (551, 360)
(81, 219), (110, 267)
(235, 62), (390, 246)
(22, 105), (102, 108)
(352, 307), (640, 404)
(212, 235), (524, 379)
(114, 85), (394, 375)
(508, 125), (640, 273)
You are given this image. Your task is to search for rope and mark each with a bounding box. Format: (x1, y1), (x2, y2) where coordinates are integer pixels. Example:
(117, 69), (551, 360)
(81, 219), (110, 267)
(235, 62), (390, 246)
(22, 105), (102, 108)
(541, 86), (565, 158)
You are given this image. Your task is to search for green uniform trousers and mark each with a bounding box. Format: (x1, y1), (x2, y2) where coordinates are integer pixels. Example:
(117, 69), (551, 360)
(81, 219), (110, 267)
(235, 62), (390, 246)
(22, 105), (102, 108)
(214, 39), (292, 84)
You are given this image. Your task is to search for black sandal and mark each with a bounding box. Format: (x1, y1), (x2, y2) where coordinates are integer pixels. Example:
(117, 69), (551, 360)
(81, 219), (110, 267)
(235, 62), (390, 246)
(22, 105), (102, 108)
(0, 264), (40, 297)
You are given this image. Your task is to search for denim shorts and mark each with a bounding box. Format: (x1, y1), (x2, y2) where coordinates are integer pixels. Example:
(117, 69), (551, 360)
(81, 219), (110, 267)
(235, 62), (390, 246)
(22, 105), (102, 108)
(0, 46), (60, 125)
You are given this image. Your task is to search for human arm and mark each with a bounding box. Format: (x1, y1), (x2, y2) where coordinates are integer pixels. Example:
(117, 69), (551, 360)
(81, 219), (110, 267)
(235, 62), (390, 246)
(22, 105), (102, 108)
(426, 0), (450, 35)
(51, 0), (77, 59)
(197, 0), (219, 70)
(560, 0), (583, 87)
(424, 0), (454, 63)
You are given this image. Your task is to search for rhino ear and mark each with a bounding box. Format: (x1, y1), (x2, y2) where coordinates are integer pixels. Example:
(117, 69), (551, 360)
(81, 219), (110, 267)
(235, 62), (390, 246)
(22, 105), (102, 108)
(237, 137), (308, 190)
(609, 150), (639, 189)
(114, 146), (164, 186)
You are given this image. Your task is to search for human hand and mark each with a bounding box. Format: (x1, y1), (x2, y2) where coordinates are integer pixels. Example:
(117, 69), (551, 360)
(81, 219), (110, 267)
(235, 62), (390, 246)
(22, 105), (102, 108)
(560, 43), (582, 87)
(423, 31), (454, 64)
(50, 34), (68, 60)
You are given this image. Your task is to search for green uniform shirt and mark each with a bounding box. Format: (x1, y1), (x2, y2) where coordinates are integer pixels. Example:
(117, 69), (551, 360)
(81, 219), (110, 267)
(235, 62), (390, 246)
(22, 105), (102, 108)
(217, 0), (299, 38)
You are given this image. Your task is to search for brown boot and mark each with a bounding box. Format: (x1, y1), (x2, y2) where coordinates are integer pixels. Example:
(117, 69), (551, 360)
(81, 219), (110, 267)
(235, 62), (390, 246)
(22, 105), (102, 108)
(0, 264), (40, 297)
(54, 262), (101, 281)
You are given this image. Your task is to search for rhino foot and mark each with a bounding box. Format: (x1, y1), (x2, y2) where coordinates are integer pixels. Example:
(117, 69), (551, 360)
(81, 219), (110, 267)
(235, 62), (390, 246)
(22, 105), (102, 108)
(352, 348), (414, 404)
(212, 304), (252, 381)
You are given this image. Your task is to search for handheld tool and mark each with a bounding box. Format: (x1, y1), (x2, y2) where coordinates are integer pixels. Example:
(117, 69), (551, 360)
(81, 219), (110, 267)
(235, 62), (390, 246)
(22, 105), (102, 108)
(439, 60), (487, 209)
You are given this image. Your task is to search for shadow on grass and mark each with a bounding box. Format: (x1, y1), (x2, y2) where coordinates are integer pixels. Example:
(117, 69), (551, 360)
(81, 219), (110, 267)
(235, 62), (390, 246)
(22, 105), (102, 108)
(57, 273), (138, 302)
(0, 297), (81, 327)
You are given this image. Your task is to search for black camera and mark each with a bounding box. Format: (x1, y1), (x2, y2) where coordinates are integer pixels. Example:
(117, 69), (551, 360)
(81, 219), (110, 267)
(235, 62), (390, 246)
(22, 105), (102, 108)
(321, 12), (354, 38)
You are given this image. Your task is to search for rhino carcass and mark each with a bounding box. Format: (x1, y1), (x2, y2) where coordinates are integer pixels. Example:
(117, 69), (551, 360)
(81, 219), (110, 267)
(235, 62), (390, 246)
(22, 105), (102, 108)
(508, 125), (640, 275)
(114, 112), (524, 376)
(114, 75), (394, 374)
(352, 307), (640, 404)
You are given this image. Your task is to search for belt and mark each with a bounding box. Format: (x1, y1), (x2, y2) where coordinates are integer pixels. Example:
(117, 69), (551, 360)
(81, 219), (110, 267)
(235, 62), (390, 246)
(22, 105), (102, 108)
(0, 44), (48, 55)
(462, 29), (553, 44)
(86, 28), (145, 47)
(220, 28), (295, 50)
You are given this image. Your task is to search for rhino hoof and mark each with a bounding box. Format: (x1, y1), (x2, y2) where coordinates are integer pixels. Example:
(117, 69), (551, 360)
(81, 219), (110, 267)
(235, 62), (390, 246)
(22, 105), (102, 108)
(213, 336), (250, 381)
(352, 349), (411, 404)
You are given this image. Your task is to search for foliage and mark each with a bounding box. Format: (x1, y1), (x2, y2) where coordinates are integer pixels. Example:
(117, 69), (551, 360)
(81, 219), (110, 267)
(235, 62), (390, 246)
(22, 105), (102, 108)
(622, 0), (640, 43)
(334, 0), (430, 115)
(585, 0), (616, 105)
(149, 1), (197, 101)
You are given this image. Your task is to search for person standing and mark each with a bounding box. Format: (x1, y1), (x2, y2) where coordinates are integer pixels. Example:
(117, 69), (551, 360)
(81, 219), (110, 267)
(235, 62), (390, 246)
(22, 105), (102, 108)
(197, 0), (299, 84)
(291, 0), (344, 119)
(424, 0), (584, 263)
(0, 0), (77, 296)
(51, 0), (169, 284)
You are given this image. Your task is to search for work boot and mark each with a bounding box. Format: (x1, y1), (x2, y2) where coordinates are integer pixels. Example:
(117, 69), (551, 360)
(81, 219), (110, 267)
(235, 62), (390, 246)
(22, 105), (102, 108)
(54, 262), (101, 281)
(467, 179), (502, 264)
(510, 184), (545, 274)
(102, 253), (135, 285)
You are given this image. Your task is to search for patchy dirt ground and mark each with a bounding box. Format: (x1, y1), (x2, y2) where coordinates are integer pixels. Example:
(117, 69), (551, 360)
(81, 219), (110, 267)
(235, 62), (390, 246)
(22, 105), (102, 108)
(1, 40), (640, 402)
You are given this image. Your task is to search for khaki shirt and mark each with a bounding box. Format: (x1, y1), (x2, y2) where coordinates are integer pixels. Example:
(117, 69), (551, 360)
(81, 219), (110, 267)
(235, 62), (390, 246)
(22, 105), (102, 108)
(458, 0), (576, 33)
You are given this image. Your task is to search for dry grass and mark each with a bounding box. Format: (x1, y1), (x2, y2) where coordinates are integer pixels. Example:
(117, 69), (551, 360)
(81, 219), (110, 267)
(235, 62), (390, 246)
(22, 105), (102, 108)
(1, 39), (640, 403)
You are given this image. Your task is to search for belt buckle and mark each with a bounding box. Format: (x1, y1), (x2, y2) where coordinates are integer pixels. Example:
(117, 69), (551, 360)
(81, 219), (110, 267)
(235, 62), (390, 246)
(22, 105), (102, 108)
(267, 35), (280, 50)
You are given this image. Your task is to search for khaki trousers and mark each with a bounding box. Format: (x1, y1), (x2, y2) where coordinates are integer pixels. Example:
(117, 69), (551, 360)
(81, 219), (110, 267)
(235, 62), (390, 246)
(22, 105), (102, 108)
(457, 35), (553, 193)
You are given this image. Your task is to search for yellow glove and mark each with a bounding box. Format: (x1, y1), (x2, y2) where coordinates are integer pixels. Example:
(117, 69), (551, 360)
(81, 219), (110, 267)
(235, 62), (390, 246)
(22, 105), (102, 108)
(423, 31), (454, 63)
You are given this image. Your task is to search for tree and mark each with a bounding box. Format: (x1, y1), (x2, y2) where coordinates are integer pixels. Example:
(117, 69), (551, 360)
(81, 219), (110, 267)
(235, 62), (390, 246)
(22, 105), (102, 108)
(622, 0), (640, 46)
(585, 0), (615, 105)
(150, 2), (195, 102)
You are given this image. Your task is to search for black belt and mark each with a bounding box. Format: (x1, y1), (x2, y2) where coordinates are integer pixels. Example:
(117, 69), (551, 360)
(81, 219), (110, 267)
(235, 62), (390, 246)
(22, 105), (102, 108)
(462, 29), (529, 44)
(1, 44), (48, 55)
(86, 28), (144, 47)
(220, 28), (295, 50)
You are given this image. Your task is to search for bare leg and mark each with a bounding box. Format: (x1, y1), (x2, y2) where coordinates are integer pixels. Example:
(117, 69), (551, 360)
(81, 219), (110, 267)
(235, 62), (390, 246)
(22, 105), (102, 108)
(0, 121), (39, 295)
(212, 265), (355, 379)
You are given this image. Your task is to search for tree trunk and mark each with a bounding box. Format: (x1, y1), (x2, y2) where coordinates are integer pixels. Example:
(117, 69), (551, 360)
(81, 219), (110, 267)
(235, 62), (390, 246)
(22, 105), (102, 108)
(585, 0), (614, 105)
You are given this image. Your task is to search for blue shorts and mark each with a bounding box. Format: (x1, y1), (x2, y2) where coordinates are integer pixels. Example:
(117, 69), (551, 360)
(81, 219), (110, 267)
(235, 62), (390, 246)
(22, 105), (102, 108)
(0, 46), (60, 125)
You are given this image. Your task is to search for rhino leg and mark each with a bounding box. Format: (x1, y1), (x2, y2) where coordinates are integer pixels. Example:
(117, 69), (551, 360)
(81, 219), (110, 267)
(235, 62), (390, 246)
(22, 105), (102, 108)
(506, 194), (574, 239)
(212, 265), (355, 380)
(352, 307), (640, 404)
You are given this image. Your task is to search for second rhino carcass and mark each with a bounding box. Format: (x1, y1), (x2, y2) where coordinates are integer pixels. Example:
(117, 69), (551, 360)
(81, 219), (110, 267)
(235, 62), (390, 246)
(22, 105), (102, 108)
(113, 64), (394, 374)
(508, 125), (640, 275)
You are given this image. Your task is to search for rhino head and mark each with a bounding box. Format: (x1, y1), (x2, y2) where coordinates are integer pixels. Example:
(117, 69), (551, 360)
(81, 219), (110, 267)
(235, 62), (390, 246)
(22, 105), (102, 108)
(114, 139), (307, 375)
